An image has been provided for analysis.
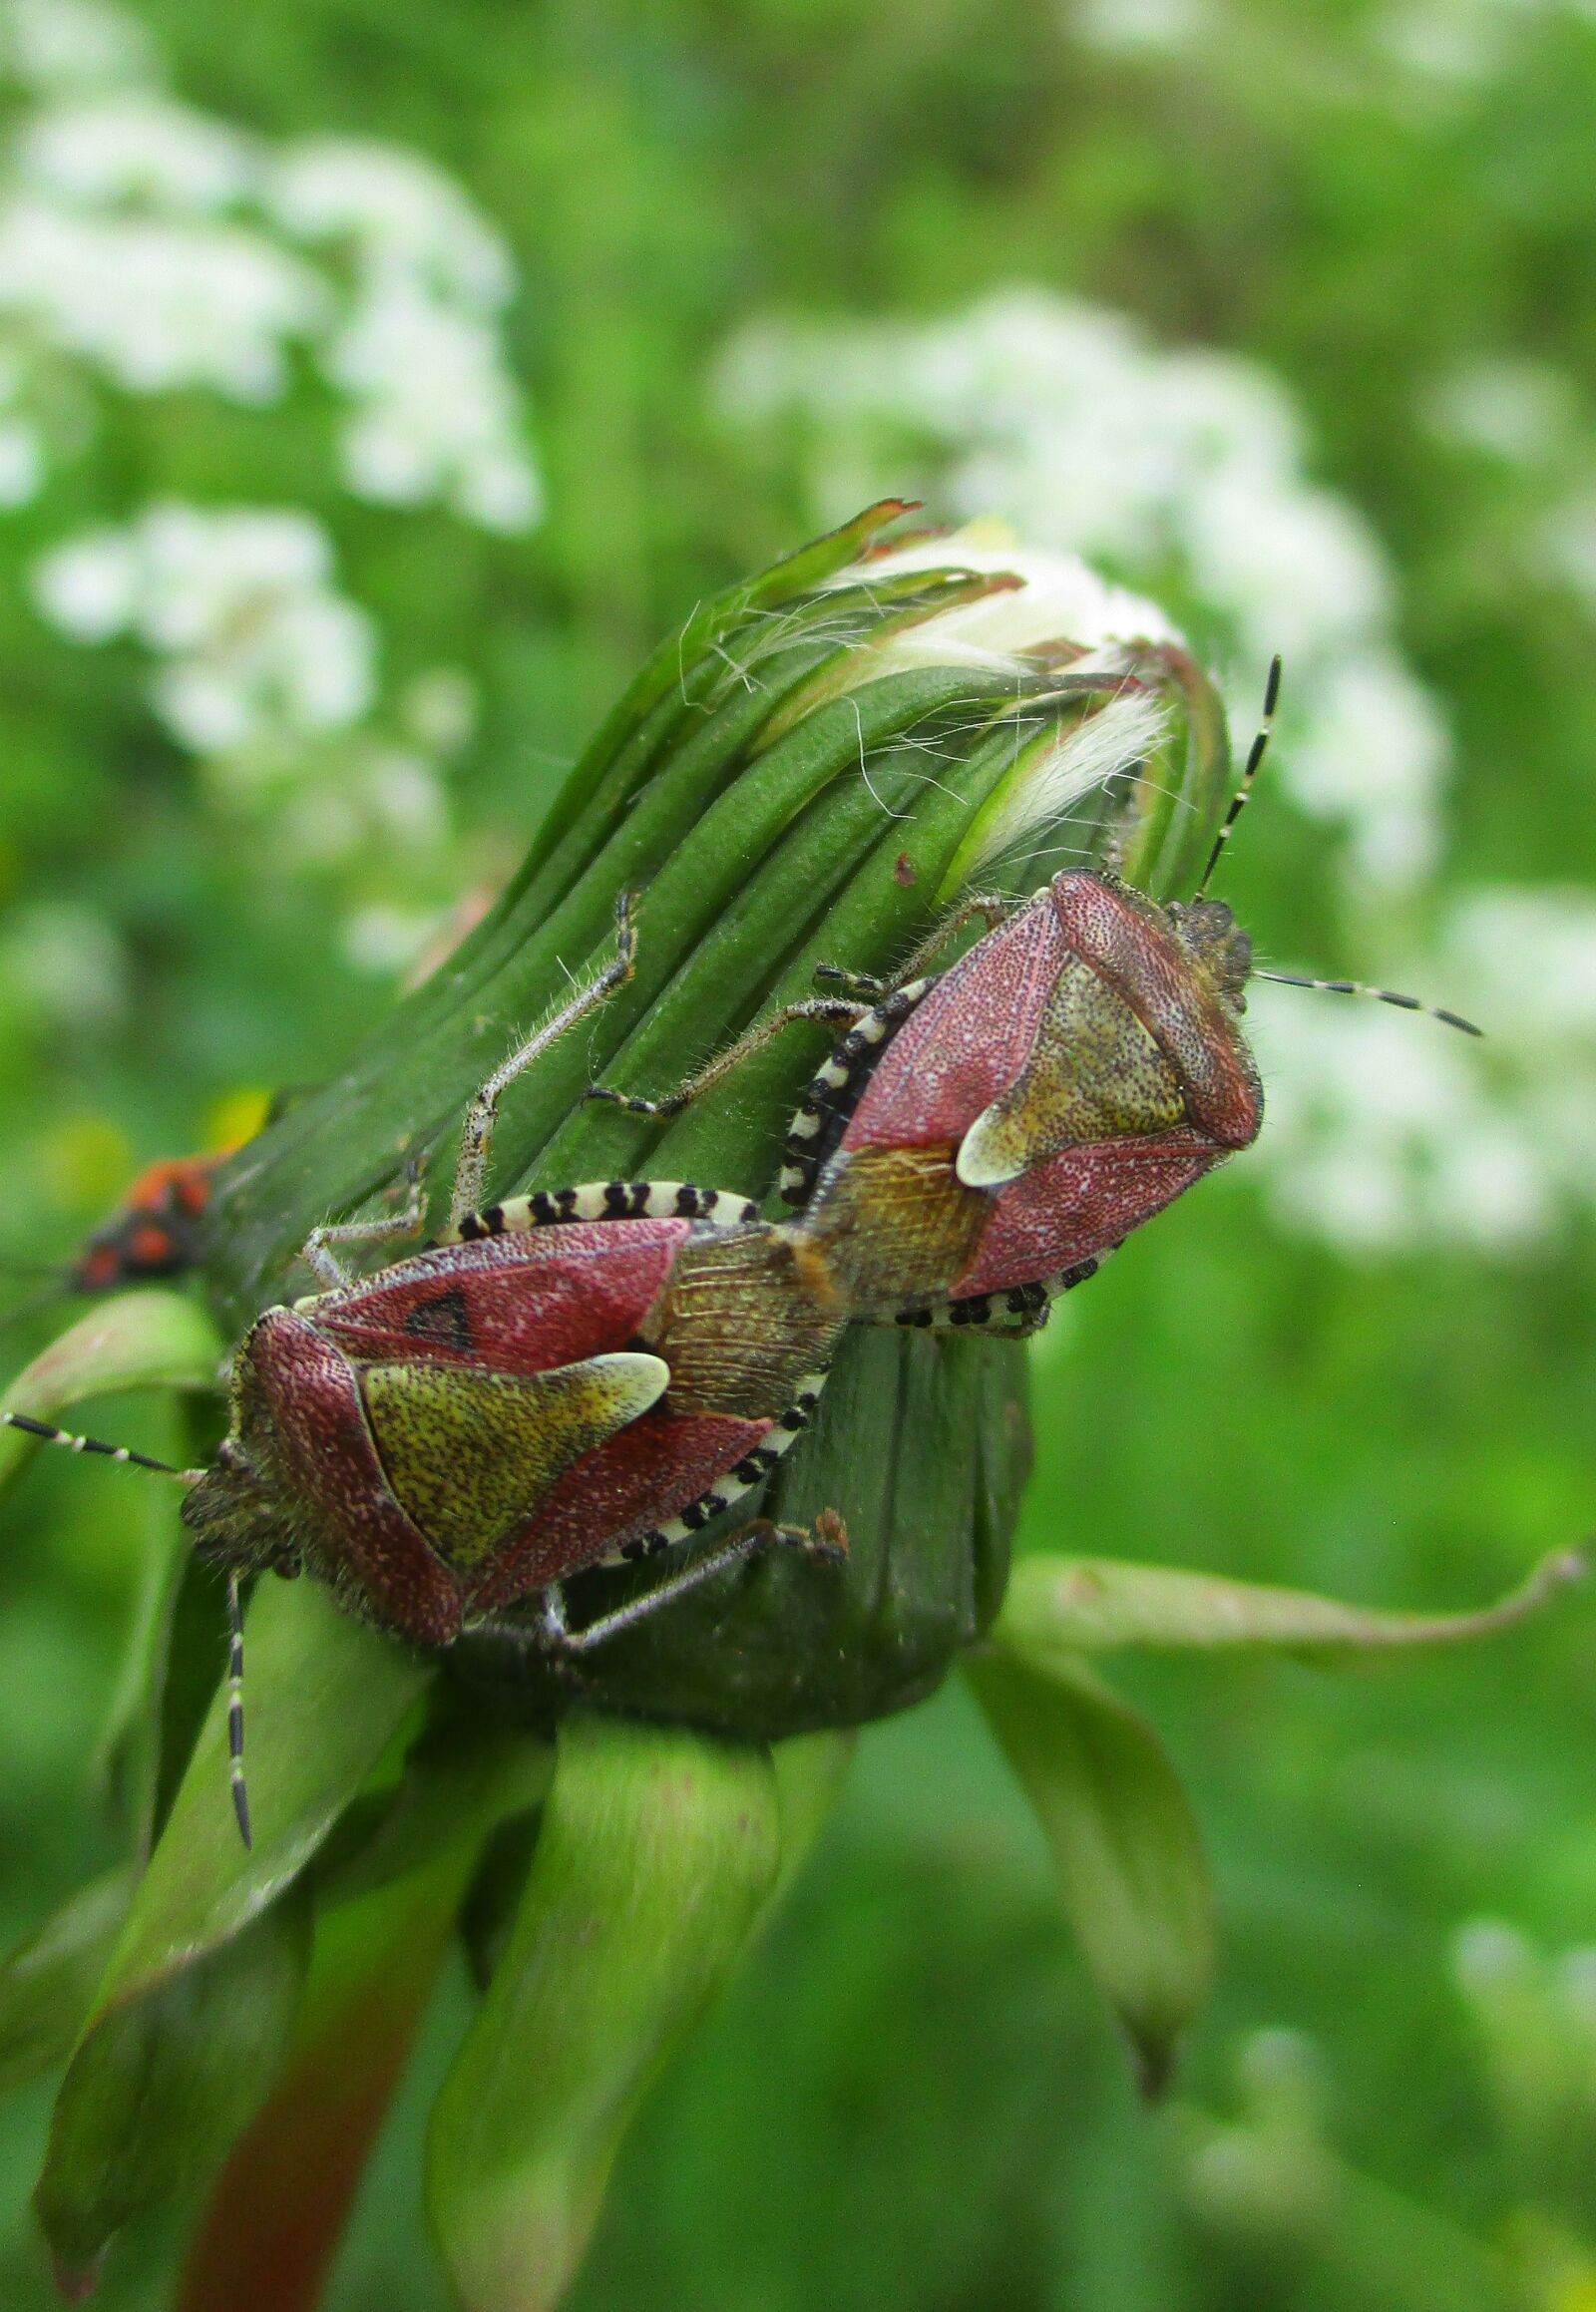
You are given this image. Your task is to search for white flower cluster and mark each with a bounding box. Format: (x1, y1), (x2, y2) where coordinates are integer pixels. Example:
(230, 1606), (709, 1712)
(716, 289), (1448, 889)
(0, 0), (541, 528)
(1249, 885), (1596, 1253)
(31, 500), (460, 904)
(35, 502), (376, 755)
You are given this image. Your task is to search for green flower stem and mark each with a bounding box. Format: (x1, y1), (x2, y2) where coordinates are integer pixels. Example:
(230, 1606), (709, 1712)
(427, 1713), (782, 2312)
(993, 1546), (1588, 1665)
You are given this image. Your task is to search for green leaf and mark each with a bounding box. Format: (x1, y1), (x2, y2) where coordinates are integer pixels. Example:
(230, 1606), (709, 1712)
(0, 1870), (133, 2101)
(766, 1729), (856, 1914)
(995, 1547), (1587, 1668)
(427, 1713), (781, 2312)
(966, 1649), (1214, 2098)
(36, 1888), (312, 2292)
(175, 1724), (550, 2312)
(100, 1576), (431, 1999)
(34, 1579), (430, 2284)
(0, 1291), (222, 1497)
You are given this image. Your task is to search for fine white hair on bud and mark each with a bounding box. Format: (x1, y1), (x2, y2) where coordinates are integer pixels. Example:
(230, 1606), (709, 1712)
(960, 686), (1172, 883)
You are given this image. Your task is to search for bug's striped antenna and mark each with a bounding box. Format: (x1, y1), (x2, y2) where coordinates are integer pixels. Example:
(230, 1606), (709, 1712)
(1194, 653), (1282, 903)
(0, 1408), (202, 1476)
(0, 1409), (254, 1845)
(1253, 969), (1483, 1037)
(226, 1571), (251, 1850)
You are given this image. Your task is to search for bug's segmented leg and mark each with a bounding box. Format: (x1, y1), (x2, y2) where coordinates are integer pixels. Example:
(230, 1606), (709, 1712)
(779, 979), (935, 1207)
(225, 1571), (251, 1850)
(811, 963), (891, 999)
(302, 1162), (428, 1290)
(442, 1179), (762, 1244)
(888, 1249), (1116, 1336)
(450, 887), (639, 1231)
(529, 1515), (845, 1655)
(883, 892), (1016, 985)
(584, 997), (869, 1122)
(602, 1367), (831, 1566)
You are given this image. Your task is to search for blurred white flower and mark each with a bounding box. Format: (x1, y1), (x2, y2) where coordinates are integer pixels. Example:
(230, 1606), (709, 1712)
(268, 139), (514, 308)
(33, 502), (377, 754)
(1423, 356), (1577, 465)
(322, 275), (541, 527)
(22, 94), (258, 212)
(2, 0), (157, 96)
(0, 18), (540, 524)
(716, 289), (1450, 891)
(0, 198), (324, 400)
(1069, 0), (1210, 54)
(341, 900), (447, 976)
(1249, 883), (1596, 1253)
(400, 665), (478, 754)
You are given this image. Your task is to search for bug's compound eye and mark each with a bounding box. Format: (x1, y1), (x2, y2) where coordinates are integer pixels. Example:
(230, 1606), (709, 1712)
(1168, 899), (1252, 1006)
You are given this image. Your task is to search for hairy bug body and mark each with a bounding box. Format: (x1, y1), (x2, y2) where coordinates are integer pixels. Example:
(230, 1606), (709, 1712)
(185, 1201), (841, 1650)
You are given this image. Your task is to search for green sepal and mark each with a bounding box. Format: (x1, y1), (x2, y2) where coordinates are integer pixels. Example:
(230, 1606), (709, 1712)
(426, 1713), (781, 2312)
(994, 1546), (1587, 1666)
(35, 1886), (312, 2291)
(0, 1870), (134, 2102)
(965, 1648), (1215, 2100)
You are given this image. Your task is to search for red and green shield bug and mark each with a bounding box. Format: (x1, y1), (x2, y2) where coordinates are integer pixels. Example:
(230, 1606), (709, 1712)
(3, 895), (847, 1846)
(590, 660), (1480, 1332)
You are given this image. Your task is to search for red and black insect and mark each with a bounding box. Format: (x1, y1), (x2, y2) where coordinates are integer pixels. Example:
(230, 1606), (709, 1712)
(68, 1150), (229, 1293)
(591, 660), (1479, 1332)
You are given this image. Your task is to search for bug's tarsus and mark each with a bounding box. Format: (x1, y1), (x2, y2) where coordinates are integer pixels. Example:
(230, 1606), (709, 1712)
(0, 1409), (200, 1478)
(534, 1518), (844, 1655)
(226, 1570), (251, 1851)
(1193, 652), (1282, 903)
(450, 886), (640, 1229)
(892, 892), (1013, 984)
(813, 963), (890, 998)
(1253, 968), (1483, 1037)
(302, 1157), (430, 1291)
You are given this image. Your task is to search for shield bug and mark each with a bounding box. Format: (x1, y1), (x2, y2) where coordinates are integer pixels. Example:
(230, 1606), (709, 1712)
(590, 660), (1479, 1331)
(3, 893), (847, 1844)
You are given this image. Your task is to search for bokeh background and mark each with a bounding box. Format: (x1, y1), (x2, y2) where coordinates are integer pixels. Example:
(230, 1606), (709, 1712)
(2, 0), (1595, 2304)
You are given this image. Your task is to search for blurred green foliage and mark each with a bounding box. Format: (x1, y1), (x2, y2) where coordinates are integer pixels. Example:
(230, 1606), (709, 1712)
(3, 0), (1596, 2306)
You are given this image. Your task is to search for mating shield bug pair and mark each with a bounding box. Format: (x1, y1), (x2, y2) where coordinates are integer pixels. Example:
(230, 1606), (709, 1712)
(592, 660), (1480, 1336)
(4, 895), (850, 1844)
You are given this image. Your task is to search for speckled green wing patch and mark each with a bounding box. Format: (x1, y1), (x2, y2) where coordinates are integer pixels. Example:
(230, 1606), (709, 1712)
(958, 964), (1183, 1188)
(363, 1353), (669, 1570)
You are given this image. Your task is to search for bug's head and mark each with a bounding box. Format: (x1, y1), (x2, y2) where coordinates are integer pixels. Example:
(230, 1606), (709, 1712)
(1164, 897), (1254, 1014)
(181, 1339), (299, 1575)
